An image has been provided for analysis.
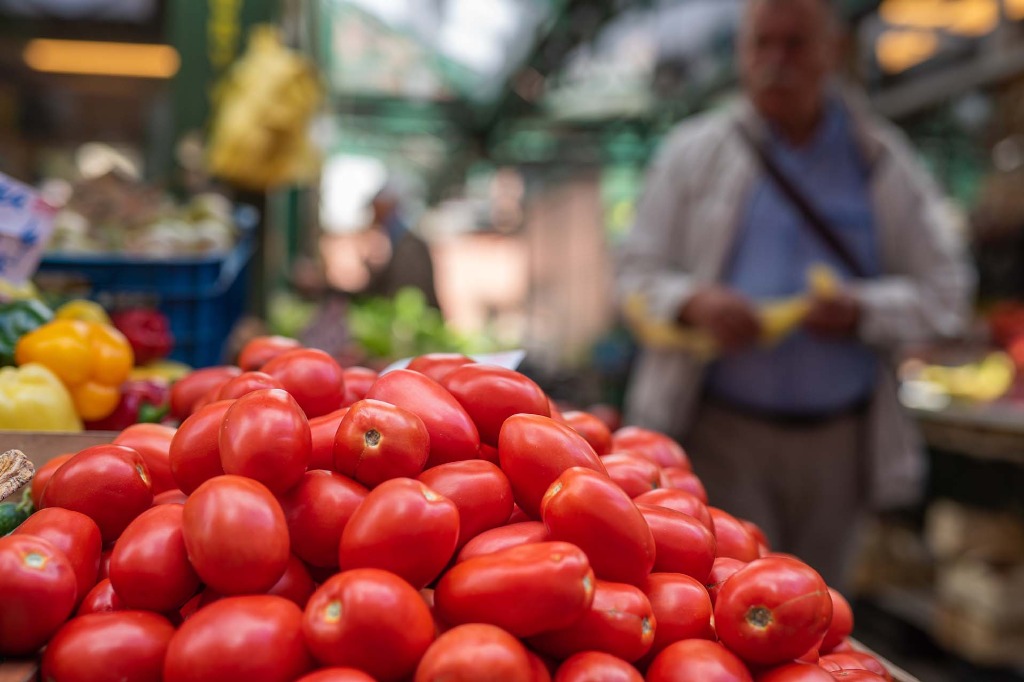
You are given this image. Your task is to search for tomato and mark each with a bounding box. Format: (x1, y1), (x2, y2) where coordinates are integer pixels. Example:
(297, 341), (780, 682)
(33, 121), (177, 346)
(0, 535), (78, 656)
(440, 364), (550, 447)
(636, 503), (716, 582)
(707, 557), (748, 607)
(153, 489), (188, 506)
(659, 466), (708, 502)
(406, 352), (475, 382)
(479, 442), (500, 465)
(633, 488), (714, 533)
(709, 507), (761, 562)
(309, 407), (349, 470)
(547, 397), (566, 422)
(169, 399), (233, 494)
(414, 622), (532, 682)
(238, 335), (302, 371)
(220, 389), (311, 494)
(529, 579), (655, 662)
(498, 414), (607, 519)
(456, 521), (548, 563)
(827, 672), (887, 681)
(584, 403), (623, 431)
(821, 588), (855, 654)
(41, 444), (154, 544)
(339, 478), (459, 588)
(296, 670), (376, 682)
(97, 548), (112, 581)
(262, 348), (346, 418)
(280, 469), (368, 568)
(31, 453), (73, 509)
(554, 652), (642, 682)
(818, 653), (891, 681)
(303, 568), (435, 681)
(170, 365), (241, 420)
(182, 475), (290, 595)
(645, 639), (753, 682)
(562, 410), (614, 455)
(541, 467), (655, 586)
(418, 459), (514, 549)
(610, 427), (690, 470)
(215, 370), (285, 400)
(267, 554), (316, 609)
(741, 519), (771, 552)
(366, 369), (480, 467)
(434, 541), (595, 637)
(334, 399), (430, 487)
(600, 453), (662, 498)
(529, 651), (555, 682)
(641, 572), (715, 666)
(41, 611), (174, 682)
(342, 366), (378, 405)
(112, 423), (177, 495)
(77, 578), (124, 616)
(165, 595), (312, 682)
(715, 556), (832, 666)
(13, 507), (101, 605)
(109, 504), (200, 612)
(756, 662), (835, 681)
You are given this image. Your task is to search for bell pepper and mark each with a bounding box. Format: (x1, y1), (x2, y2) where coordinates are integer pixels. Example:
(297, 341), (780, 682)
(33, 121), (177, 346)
(112, 308), (174, 366)
(84, 379), (171, 431)
(0, 299), (53, 367)
(14, 320), (134, 422)
(130, 359), (192, 384)
(0, 362), (83, 432)
(55, 299), (112, 325)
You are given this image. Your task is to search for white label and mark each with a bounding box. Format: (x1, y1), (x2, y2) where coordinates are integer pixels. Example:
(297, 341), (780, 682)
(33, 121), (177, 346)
(0, 172), (56, 283)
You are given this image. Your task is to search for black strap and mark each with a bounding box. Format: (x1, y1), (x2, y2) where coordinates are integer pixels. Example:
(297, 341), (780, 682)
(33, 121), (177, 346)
(736, 124), (869, 279)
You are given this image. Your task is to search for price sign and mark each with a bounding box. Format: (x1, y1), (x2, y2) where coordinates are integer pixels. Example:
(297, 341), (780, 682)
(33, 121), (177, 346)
(0, 172), (56, 284)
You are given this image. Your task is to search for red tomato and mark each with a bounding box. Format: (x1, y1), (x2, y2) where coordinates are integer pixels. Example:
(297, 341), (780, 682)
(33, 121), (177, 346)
(215, 370), (285, 400)
(267, 554), (316, 609)
(818, 653), (891, 681)
(827, 672), (887, 681)
(109, 504), (200, 612)
(41, 444), (154, 544)
(182, 475), (290, 595)
(633, 488), (714, 533)
(610, 427), (690, 470)
(220, 388), (311, 494)
(498, 414), (607, 519)
(706, 557), (747, 607)
(741, 518), (770, 550)
(0, 535), (78, 656)
(339, 478), (459, 589)
(152, 489), (188, 506)
(529, 579), (655, 662)
(296, 670), (376, 682)
(636, 503), (716, 582)
(645, 639), (753, 682)
(333, 399), (430, 487)
(642, 572), (716, 665)
(562, 410), (614, 455)
(418, 459), (514, 549)
(547, 397), (566, 422)
(541, 467), (656, 586)
(303, 568), (435, 681)
(113, 423), (177, 495)
(31, 453), (73, 509)
(659, 466), (708, 502)
(406, 352), (475, 382)
(262, 348), (346, 418)
(366, 369), (480, 467)
(479, 442), (500, 465)
(97, 548), (112, 581)
(414, 622), (532, 682)
(13, 507), (101, 605)
(600, 453), (662, 498)
(238, 335), (302, 371)
(77, 578), (124, 616)
(342, 366), (378, 404)
(170, 365), (241, 420)
(169, 399), (233, 494)
(709, 507), (761, 562)
(440, 364), (550, 447)
(553, 651), (642, 682)
(41, 611), (174, 682)
(165, 595), (312, 682)
(584, 403), (623, 431)
(821, 588), (855, 654)
(309, 407), (349, 470)
(280, 470), (368, 568)
(456, 521), (548, 563)
(508, 504), (531, 524)
(434, 541), (595, 637)
(715, 556), (833, 666)
(756, 662), (835, 681)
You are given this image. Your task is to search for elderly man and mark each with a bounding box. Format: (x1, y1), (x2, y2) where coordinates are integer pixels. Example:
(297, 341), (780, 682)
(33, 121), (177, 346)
(616, 0), (974, 587)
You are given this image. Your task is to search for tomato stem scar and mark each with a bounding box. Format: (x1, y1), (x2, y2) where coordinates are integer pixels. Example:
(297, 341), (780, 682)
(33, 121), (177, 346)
(746, 605), (773, 628)
(364, 429), (381, 447)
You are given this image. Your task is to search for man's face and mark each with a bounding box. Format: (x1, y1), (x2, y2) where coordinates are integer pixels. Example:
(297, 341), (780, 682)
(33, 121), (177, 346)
(738, 0), (835, 127)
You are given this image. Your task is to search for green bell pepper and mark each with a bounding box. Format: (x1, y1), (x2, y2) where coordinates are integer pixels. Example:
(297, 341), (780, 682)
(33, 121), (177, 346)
(0, 299), (53, 367)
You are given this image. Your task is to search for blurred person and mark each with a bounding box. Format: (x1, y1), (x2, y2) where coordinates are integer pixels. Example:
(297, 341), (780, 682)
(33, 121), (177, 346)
(616, 0), (974, 587)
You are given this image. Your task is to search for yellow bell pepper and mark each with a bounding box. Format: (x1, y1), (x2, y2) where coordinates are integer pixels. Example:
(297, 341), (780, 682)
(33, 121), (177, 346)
(55, 299), (112, 325)
(14, 320), (134, 421)
(129, 359), (193, 383)
(0, 363), (83, 432)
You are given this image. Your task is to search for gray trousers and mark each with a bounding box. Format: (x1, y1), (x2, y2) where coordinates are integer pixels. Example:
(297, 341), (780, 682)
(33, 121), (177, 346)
(685, 402), (866, 591)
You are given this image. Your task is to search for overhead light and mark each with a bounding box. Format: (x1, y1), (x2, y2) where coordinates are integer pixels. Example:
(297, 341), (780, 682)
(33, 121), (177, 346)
(23, 39), (180, 79)
(876, 28), (939, 74)
(879, 0), (999, 38)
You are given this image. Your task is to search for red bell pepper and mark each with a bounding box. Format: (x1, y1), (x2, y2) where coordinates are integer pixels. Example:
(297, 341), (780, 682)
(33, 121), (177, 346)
(112, 308), (174, 365)
(84, 379), (171, 431)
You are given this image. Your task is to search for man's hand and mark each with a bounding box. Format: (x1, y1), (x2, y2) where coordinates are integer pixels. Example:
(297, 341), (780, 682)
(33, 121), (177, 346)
(679, 286), (762, 353)
(803, 291), (861, 339)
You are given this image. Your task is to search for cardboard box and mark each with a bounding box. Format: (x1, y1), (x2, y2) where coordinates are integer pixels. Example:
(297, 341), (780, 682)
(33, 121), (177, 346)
(0, 431), (118, 470)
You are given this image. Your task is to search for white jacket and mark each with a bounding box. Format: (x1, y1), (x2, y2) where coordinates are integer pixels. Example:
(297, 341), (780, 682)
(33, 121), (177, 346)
(616, 92), (976, 509)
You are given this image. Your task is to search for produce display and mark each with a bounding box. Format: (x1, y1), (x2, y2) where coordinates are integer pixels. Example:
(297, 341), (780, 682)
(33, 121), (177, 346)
(0, 338), (900, 681)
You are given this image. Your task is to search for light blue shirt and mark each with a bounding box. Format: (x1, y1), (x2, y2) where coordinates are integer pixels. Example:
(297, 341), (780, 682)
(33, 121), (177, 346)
(705, 98), (881, 416)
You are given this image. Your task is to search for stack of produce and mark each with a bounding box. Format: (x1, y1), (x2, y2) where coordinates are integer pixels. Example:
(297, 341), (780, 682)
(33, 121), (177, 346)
(1, 338), (895, 681)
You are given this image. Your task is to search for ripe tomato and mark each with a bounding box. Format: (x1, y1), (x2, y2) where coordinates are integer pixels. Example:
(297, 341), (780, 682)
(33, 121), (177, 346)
(267, 554), (316, 609)
(636, 503), (716, 582)
(220, 388), (311, 494)
(296, 670), (376, 682)
(554, 652), (642, 682)
(826, 671), (887, 681)
(0, 534), (78, 656)
(215, 370), (285, 400)
(238, 335), (302, 371)
(562, 410), (614, 455)
(406, 352), (475, 382)
(715, 556), (832, 666)
(170, 365), (241, 420)
(818, 653), (891, 681)
(280, 469), (368, 568)
(41, 444), (154, 544)
(31, 453), (73, 509)
(261, 348), (346, 418)
(114, 423), (177, 495)
(440, 364), (550, 447)
(547, 397), (566, 422)
(152, 489), (188, 506)
(610, 427), (690, 470)
(169, 399), (232, 494)
(709, 507), (761, 562)
(77, 578), (124, 616)
(756, 662), (835, 681)
(645, 639), (752, 682)
(97, 548), (112, 581)
(309, 407), (349, 470)
(641, 573), (715, 665)
(633, 488), (714, 532)
(334, 399), (430, 487)
(339, 478), (459, 588)
(498, 414), (607, 519)
(182, 475), (290, 595)
(41, 611), (174, 682)
(342, 366), (378, 404)
(109, 504), (200, 612)
(13, 507), (102, 605)
(366, 369), (480, 467)
(659, 466), (708, 502)
(479, 442), (500, 465)
(418, 459), (514, 549)
(541, 467), (655, 586)
(741, 519), (771, 552)
(456, 521), (548, 563)
(706, 557), (748, 607)
(529, 579), (655, 663)
(434, 541), (595, 637)
(303, 568), (435, 681)
(414, 622), (532, 682)
(600, 453), (662, 498)
(165, 595), (312, 682)
(821, 588), (855, 654)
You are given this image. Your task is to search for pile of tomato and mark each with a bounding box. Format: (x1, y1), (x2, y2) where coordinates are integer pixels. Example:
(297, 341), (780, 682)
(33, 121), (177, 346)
(0, 336), (895, 682)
